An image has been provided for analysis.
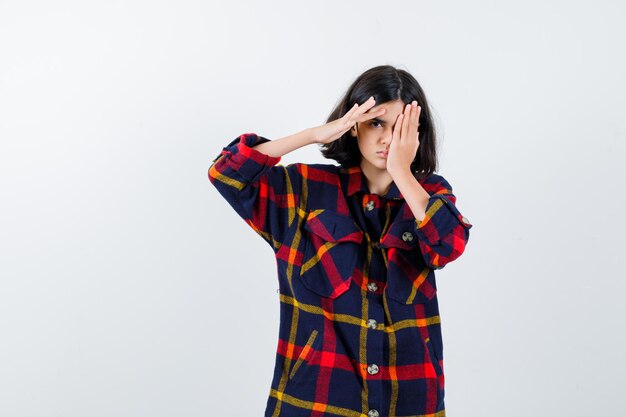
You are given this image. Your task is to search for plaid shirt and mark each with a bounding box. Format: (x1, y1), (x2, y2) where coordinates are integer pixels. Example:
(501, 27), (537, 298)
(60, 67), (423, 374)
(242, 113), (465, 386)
(208, 133), (473, 417)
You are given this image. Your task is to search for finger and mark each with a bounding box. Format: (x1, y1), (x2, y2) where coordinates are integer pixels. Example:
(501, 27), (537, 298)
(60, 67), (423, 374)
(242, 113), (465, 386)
(392, 113), (403, 143)
(344, 97), (374, 124)
(343, 102), (360, 120)
(410, 101), (419, 133)
(353, 96), (375, 112)
(353, 96), (378, 119)
(416, 105), (421, 131)
(413, 104), (422, 142)
(400, 102), (411, 143)
(357, 107), (386, 122)
(350, 98), (383, 126)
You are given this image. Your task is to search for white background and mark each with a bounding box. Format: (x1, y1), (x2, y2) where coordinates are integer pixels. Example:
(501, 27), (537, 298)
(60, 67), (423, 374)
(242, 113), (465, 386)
(1, 1), (625, 416)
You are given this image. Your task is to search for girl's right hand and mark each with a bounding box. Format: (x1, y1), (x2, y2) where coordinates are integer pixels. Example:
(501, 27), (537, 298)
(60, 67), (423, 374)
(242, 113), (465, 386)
(310, 96), (387, 144)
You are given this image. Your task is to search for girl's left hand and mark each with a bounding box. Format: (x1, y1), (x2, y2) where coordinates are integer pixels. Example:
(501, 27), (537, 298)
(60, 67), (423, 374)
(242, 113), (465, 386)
(386, 100), (421, 176)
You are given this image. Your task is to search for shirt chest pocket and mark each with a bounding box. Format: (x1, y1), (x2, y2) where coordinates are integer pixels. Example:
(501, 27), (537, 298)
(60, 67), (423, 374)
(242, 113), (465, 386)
(299, 209), (363, 299)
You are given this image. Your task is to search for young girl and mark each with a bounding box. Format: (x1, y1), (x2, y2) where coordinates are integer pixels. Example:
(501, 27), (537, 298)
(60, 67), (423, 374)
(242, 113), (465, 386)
(208, 65), (472, 417)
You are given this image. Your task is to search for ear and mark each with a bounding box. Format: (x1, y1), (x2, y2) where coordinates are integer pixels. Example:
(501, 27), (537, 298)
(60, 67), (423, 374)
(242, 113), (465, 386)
(349, 124), (358, 137)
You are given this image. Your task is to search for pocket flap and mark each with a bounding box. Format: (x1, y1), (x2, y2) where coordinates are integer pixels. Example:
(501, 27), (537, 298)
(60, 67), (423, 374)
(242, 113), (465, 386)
(299, 209), (363, 299)
(304, 209), (363, 243)
(380, 218), (418, 250)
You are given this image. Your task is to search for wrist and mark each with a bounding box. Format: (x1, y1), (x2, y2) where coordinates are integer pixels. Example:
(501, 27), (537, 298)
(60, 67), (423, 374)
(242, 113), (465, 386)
(301, 127), (319, 145)
(389, 166), (414, 180)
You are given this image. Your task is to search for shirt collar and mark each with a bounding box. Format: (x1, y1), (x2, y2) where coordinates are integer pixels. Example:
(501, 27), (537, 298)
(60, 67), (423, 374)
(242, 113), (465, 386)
(339, 164), (404, 200)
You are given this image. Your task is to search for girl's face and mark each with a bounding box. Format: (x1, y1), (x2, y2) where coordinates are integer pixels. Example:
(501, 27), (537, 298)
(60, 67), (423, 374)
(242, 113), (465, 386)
(350, 99), (407, 172)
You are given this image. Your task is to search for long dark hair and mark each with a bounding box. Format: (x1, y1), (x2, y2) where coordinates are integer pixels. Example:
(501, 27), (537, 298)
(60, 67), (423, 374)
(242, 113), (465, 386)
(320, 65), (438, 180)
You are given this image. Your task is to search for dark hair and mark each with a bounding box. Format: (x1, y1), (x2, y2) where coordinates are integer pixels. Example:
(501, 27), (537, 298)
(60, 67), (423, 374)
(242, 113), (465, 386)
(320, 65), (438, 179)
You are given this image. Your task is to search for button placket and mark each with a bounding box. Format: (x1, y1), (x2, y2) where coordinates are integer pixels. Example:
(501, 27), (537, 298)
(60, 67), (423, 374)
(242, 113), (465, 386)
(365, 303), (384, 417)
(360, 194), (387, 415)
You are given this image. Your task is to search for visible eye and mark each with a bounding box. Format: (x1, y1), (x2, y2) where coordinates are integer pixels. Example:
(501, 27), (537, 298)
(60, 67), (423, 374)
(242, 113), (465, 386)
(370, 121), (382, 128)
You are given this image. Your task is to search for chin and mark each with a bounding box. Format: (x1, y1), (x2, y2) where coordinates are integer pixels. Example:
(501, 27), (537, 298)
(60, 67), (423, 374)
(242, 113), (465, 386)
(374, 161), (388, 171)
(363, 157), (388, 171)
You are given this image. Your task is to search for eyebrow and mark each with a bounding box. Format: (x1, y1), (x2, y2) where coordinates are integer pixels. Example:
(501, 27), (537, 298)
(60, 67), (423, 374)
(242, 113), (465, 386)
(370, 117), (391, 124)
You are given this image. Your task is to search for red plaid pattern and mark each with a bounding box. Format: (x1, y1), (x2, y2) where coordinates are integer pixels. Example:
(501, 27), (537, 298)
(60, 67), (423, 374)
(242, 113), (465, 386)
(209, 133), (473, 417)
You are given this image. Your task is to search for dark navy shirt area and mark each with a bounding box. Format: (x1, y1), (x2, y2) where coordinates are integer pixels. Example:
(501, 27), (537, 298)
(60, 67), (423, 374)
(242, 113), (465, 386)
(208, 132), (473, 417)
(348, 188), (404, 297)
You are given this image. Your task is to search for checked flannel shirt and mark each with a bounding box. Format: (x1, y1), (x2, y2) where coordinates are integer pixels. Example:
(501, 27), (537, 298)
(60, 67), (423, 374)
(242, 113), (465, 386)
(208, 133), (473, 417)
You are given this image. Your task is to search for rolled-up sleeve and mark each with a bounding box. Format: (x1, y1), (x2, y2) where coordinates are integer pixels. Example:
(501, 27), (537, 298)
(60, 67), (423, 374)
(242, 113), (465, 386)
(208, 132), (303, 251)
(413, 174), (473, 269)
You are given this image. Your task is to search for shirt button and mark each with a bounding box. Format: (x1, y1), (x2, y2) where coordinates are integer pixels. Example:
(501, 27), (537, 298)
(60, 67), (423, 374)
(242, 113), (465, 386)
(368, 410), (379, 417)
(366, 319), (377, 329)
(367, 364), (379, 375)
(365, 201), (375, 211)
(461, 216), (471, 225)
(367, 282), (378, 292)
(402, 231), (414, 242)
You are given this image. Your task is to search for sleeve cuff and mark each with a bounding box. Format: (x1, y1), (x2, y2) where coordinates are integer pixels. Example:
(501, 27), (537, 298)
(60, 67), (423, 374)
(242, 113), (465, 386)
(213, 133), (282, 182)
(414, 194), (472, 246)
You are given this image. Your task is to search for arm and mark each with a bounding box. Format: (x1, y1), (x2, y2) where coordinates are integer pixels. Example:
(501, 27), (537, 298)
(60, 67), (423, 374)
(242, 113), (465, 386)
(208, 131), (316, 251)
(385, 103), (472, 269)
(392, 169), (431, 222)
(248, 128), (317, 157)
(394, 172), (473, 269)
(208, 97), (385, 251)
